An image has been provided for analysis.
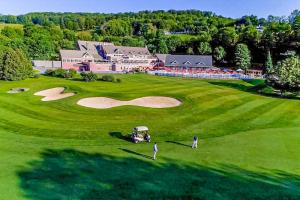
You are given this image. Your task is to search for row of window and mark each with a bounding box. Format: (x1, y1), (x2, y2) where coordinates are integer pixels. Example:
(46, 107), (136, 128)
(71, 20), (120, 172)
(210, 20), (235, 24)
(63, 59), (109, 63)
(122, 60), (149, 64)
(120, 66), (146, 70)
(170, 61), (206, 65)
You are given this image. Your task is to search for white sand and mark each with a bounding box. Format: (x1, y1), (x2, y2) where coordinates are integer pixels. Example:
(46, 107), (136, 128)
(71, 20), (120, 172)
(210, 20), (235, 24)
(77, 96), (181, 109)
(34, 87), (75, 101)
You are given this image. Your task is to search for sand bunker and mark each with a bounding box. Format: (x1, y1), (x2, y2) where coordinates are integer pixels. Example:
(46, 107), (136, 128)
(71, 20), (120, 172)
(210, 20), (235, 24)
(77, 96), (181, 109)
(34, 87), (75, 101)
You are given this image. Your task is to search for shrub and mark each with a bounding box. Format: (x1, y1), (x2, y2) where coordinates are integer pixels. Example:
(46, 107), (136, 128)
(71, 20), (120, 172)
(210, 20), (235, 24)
(67, 69), (77, 78)
(116, 78), (122, 83)
(53, 68), (68, 78)
(45, 68), (77, 79)
(80, 72), (98, 82)
(101, 75), (115, 82)
(32, 73), (40, 79)
(45, 69), (55, 76)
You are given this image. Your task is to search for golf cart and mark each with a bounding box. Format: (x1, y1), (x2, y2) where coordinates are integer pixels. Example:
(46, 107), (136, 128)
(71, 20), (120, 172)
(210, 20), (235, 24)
(130, 126), (151, 143)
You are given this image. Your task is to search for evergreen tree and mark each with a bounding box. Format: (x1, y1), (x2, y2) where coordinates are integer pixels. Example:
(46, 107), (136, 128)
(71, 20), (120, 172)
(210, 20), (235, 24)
(213, 46), (226, 64)
(265, 50), (274, 74)
(187, 47), (194, 55)
(197, 42), (212, 55)
(235, 43), (251, 71)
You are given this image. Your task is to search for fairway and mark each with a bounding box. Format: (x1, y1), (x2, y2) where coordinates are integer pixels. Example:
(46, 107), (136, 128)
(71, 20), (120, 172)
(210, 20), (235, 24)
(0, 74), (300, 199)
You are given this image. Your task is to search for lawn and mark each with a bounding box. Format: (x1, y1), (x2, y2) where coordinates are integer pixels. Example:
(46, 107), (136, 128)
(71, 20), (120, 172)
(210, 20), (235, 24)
(0, 74), (299, 199)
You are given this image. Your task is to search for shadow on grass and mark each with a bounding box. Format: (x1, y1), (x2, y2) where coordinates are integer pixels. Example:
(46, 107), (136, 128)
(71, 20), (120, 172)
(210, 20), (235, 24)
(166, 141), (191, 148)
(209, 80), (300, 100)
(119, 148), (153, 159)
(109, 132), (131, 142)
(18, 149), (300, 200)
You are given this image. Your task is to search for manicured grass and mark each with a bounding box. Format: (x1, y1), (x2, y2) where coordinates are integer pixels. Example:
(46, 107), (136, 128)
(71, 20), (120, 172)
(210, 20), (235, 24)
(0, 74), (300, 199)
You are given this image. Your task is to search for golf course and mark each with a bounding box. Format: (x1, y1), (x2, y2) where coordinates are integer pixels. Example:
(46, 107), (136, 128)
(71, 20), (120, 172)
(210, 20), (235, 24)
(0, 74), (300, 199)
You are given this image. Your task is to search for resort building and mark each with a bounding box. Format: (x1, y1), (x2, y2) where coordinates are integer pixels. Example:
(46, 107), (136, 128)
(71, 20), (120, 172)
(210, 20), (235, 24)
(60, 40), (156, 72)
(155, 54), (213, 73)
(34, 41), (215, 74)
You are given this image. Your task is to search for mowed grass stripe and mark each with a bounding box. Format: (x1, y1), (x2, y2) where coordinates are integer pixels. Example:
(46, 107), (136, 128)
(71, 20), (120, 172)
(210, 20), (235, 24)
(1, 75), (300, 199)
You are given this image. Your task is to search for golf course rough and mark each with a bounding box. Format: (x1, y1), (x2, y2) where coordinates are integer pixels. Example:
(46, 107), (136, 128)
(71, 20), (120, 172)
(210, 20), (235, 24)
(0, 74), (299, 199)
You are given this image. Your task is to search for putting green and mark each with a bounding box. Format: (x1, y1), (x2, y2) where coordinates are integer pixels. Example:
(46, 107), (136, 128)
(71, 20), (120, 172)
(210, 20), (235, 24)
(0, 74), (299, 199)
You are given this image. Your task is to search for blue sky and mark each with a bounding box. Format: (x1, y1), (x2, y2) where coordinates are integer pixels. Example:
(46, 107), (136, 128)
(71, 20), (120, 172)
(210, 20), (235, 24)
(0, 0), (299, 18)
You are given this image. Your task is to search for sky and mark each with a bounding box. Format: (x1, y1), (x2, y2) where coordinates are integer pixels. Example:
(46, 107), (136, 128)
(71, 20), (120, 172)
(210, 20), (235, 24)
(0, 0), (299, 18)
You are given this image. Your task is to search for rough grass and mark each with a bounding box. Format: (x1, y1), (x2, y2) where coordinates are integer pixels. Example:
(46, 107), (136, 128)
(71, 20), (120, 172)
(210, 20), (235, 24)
(0, 74), (300, 199)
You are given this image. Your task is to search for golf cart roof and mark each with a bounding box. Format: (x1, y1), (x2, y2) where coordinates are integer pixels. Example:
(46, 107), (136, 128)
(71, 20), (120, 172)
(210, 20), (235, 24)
(134, 126), (149, 132)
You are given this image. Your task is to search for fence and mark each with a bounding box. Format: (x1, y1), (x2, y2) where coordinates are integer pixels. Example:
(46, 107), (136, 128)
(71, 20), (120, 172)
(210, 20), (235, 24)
(148, 71), (263, 80)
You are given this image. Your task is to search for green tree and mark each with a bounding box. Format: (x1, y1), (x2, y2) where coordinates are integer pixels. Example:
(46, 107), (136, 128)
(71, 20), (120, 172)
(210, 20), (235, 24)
(216, 27), (238, 48)
(187, 47), (194, 55)
(0, 47), (32, 81)
(266, 56), (300, 95)
(213, 46), (226, 64)
(157, 38), (168, 54)
(147, 31), (168, 53)
(102, 19), (132, 37)
(77, 31), (92, 41)
(140, 23), (156, 38)
(235, 43), (251, 70)
(265, 50), (274, 74)
(197, 42), (212, 55)
(239, 25), (261, 46)
(166, 36), (182, 53)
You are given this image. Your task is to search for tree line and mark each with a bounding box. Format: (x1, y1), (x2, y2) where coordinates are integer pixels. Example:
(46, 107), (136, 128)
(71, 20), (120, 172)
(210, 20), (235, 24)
(0, 10), (299, 87)
(0, 10), (299, 66)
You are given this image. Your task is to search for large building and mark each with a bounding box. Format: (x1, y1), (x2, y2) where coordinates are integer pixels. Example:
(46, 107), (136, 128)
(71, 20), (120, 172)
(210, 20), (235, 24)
(156, 54), (213, 73)
(60, 40), (156, 72)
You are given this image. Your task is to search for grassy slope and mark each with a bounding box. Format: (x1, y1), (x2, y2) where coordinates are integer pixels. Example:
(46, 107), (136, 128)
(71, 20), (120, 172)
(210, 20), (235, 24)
(0, 75), (299, 199)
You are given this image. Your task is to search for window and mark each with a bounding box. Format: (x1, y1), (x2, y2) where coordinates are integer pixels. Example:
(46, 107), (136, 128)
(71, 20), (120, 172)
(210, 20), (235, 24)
(196, 62), (205, 66)
(170, 60), (178, 64)
(183, 61), (191, 65)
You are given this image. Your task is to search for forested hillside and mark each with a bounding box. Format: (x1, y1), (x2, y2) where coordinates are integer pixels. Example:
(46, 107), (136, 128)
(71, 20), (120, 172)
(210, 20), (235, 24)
(0, 10), (299, 70)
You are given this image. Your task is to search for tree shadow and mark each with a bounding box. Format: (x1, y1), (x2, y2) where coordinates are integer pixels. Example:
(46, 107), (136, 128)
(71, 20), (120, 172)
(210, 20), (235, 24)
(208, 81), (251, 92)
(119, 148), (153, 160)
(209, 81), (300, 100)
(18, 149), (300, 200)
(109, 132), (131, 142)
(166, 140), (191, 148)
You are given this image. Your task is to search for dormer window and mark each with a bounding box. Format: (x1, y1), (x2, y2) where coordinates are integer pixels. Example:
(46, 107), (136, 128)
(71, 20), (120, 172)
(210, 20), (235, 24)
(183, 61), (191, 65)
(114, 49), (121, 54)
(82, 52), (91, 58)
(171, 60), (178, 64)
(196, 62), (205, 66)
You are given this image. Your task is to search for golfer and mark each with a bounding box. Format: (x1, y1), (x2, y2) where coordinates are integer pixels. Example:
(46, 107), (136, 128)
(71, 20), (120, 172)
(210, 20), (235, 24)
(192, 135), (198, 149)
(153, 142), (158, 160)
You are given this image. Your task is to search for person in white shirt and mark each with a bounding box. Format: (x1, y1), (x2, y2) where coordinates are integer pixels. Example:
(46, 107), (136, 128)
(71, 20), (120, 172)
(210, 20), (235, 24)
(153, 142), (158, 160)
(192, 135), (198, 149)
